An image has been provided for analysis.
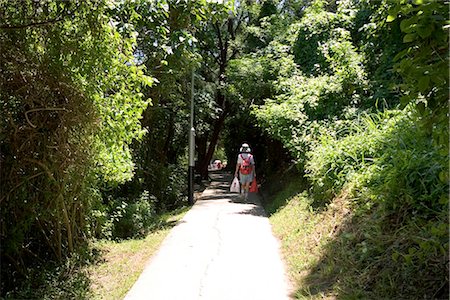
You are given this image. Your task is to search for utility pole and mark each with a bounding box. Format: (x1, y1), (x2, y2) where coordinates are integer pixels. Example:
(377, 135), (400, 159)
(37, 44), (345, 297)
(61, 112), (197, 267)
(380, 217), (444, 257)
(188, 42), (195, 206)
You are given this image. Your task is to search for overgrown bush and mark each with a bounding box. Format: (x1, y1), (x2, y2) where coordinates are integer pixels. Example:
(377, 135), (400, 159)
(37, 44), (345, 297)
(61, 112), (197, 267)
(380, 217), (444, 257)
(264, 108), (448, 298)
(301, 108), (449, 298)
(0, 1), (151, 295)
(306, 108), (448, 216)
(3, 250), (94, 300)
(107, 191), (157, 239)
(305, 110), (397, 204)
(136, 161), (188, 212)
(93, 161), (188, 240)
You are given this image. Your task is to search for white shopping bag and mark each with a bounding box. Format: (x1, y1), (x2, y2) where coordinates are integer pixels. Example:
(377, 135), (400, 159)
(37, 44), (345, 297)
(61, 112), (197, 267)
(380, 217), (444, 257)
(230, 177), (240, 193)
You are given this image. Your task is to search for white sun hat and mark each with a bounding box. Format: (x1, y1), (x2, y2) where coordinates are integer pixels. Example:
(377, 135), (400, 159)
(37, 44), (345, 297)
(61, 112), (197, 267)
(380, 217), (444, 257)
(240, 143), (251, 153)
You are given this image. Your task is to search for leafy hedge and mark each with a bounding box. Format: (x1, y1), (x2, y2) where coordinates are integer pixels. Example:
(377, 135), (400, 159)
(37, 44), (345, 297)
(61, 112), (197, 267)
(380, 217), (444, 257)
(0, 1), (152, 295)
(266, 109), (448, 299)
(306, 108), (448, 216)
(306, 107), (448, 240)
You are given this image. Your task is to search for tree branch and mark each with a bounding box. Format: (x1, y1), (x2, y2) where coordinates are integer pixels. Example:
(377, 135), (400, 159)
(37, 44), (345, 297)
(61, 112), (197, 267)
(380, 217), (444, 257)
(0, 2), (83, 30)
(230, 48), (239, 60)
(25, 107), (67, 128)
(235, 14), (244, 36)
(206, 48), (221, 65)
(198, 39), (221, 65)
(214, 22), (224, 58)
(228, 17), (236, 40)
(0, 17), (64, 30)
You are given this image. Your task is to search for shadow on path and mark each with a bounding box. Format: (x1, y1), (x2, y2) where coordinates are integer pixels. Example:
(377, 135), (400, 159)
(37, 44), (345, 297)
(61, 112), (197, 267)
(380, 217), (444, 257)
(198, 171), (265, 218)
(234, 205), (267, 217)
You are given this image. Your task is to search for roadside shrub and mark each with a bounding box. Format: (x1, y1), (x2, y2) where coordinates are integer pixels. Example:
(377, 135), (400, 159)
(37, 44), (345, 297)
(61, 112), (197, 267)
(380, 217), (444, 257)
(92, 161), (188, 241)
(302, 107), (448, 297)
(165, 163), (188, 209)
(0, 1), (151, 296)
(138, 161), (188, 212)
(108, 191), (157, 239)
(266, 107), (448, 298)
(306, 108), (448, 216)
(305, 111), (392, 205)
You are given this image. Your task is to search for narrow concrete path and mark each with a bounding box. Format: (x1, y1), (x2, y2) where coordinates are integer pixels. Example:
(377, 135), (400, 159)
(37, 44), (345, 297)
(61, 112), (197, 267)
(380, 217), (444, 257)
(124, 172), (291, 300)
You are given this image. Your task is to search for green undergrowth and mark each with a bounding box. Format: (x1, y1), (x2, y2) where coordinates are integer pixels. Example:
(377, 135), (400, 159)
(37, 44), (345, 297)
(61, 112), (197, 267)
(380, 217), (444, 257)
(264, 110), (449, 299)
(3, 207), (188, 300)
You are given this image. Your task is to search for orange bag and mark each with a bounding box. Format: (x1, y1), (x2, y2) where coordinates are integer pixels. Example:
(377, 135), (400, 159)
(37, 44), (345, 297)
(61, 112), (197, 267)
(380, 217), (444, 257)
(249, 177), (258, 193)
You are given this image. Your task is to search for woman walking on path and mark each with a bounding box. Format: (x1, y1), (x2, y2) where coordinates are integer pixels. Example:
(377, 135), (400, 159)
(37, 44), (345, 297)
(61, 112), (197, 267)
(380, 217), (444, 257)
(234, 143), (256, 200)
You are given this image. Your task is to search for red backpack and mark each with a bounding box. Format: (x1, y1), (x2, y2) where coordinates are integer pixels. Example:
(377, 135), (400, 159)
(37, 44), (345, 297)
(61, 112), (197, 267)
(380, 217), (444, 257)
(240, 154), (253, 175)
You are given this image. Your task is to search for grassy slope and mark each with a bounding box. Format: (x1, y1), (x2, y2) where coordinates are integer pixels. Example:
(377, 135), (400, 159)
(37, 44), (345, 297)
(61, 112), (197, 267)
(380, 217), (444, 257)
(88, 208), (188, 299)
(263, 173), (449, 299)
(263, 176), (351, 299)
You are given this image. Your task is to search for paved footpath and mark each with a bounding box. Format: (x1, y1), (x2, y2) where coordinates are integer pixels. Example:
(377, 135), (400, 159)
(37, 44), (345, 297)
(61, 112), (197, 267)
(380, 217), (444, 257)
(124, 172), (292, 300)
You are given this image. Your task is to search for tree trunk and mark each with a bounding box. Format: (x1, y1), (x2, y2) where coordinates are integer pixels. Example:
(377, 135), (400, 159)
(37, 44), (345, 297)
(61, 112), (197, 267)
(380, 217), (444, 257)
(163, 112), (175, 163)
(195, 15), (239, 179)
(198, 108), (228, 179)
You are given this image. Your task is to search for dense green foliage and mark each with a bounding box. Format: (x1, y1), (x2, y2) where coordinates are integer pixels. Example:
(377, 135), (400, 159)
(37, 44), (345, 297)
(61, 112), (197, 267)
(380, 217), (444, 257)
(107, 0), (200, 214)
(305, 109), (448, 297)
(0, 0), (153, 295)
(266, 163), (447, 298)
(227, 0), (448, 298)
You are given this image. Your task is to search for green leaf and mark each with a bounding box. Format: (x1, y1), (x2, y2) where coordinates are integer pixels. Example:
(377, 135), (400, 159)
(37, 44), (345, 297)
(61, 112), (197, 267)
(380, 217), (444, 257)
(403, 33), (417, 42)
(417, 24), (433, 38)
(404, 254), (413, 265)
(387, 15), (397, 22)
(439, 195), (449, 205)
(400, 95), (412, 107)
(388, 5), (401, 20)
(417, 102), (426, 114)
(392, 251), (399, 262)
(417, 76), (430, 93)
(393, 48), (410, 62)
(400, 18), (415, 32)
(439, 171), (448, 183)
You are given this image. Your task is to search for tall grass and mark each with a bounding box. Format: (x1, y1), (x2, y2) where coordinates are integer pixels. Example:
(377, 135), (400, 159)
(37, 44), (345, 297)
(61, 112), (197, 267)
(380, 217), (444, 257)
(265, 108), (449, 299)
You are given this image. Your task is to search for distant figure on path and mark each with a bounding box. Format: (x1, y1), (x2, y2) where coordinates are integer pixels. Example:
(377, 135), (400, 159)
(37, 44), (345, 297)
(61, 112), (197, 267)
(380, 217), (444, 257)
(234, 143), (256, 200)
